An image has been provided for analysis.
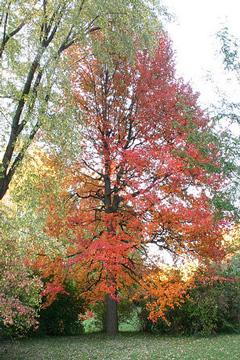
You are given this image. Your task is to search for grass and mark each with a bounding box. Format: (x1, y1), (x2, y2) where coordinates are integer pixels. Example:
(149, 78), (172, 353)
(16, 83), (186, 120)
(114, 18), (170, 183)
(1, 333), (240, 360)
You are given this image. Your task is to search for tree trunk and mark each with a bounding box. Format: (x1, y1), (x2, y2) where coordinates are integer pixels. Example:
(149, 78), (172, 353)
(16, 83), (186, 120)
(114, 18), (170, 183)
(0, 176), (9, 200)
(105, 294), (118, 335)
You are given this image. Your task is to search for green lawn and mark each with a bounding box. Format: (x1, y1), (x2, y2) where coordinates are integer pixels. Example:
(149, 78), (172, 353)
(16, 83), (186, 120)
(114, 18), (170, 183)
(1, 333), (240, 360)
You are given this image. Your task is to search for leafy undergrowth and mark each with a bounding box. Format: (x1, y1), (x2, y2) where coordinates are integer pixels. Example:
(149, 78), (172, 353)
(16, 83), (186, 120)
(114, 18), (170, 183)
(1, 333), (240, 360)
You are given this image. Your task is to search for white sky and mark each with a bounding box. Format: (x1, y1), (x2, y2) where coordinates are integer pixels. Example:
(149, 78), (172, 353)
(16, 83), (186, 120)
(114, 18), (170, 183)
(163, 0), (240, 107)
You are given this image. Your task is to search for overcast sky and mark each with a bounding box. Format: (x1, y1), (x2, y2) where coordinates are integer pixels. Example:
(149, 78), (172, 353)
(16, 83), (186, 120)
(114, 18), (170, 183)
(162, 0), (240, 108)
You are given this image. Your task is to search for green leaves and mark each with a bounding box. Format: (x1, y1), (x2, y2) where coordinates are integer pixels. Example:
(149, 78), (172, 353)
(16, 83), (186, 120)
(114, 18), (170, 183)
(217, 27), (240, 72)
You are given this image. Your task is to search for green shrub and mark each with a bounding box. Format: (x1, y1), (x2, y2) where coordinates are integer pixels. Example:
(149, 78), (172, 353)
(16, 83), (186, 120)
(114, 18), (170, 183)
(37, 284), (85, 336)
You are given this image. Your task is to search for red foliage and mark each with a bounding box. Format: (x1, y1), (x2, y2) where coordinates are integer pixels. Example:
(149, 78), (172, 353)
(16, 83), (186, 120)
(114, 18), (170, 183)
(36, 34), (230, 319)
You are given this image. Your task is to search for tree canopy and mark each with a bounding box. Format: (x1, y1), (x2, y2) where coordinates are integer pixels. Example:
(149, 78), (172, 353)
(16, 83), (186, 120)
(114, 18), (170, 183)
(0, 0), (162, 199)
(32, 34), (233, 335)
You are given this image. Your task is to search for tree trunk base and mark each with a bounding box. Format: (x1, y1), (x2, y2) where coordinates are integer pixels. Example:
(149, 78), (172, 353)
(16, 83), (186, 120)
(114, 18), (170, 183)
(104, 294), (118, 336)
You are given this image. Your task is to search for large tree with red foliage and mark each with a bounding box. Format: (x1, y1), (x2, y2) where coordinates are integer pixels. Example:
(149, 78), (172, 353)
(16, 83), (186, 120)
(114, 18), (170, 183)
(41, 34), (229, 335)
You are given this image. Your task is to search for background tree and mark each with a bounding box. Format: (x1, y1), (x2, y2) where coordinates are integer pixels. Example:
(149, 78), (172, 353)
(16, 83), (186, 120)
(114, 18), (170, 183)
(212, 28), (240, 216)
(0, 0), (163, 199)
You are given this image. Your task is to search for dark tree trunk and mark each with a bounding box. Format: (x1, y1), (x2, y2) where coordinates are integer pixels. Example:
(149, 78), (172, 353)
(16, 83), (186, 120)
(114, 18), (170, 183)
(105, 294), (118, 336)
(0, 176), (9, 200)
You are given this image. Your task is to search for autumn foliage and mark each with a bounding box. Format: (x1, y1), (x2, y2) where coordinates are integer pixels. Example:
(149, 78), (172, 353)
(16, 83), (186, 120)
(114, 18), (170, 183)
(34, 34), (231, 324)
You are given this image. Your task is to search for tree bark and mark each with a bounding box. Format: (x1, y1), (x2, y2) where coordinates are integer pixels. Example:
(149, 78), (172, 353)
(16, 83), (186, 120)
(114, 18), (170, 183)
(105, 294), (118, 336)
(0, 176), (9, 200)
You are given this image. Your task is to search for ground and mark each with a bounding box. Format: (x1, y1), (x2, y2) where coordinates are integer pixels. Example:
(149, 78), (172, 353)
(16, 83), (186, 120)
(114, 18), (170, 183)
(1, 333), (240, 360)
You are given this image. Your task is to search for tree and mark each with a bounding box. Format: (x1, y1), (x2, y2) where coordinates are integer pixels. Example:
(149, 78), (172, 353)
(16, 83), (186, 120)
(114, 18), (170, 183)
(0, 0), (162, 199)
(0, 201), (42, 336)
(36, 34), (230, 335)
(215, 27), (240, 215)
(0, 146), (72, 335)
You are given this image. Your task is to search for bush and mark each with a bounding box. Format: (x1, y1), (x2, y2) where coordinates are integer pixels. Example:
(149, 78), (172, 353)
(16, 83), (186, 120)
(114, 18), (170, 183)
(0, 267), (42, 338)
(0, 207), (42, 338)
(139, 257), (240, 336)
(37, 283), (85, 336)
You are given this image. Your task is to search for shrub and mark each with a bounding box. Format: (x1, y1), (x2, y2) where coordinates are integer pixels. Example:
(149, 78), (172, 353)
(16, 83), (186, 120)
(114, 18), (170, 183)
(0, 264), (42, 337)
(37, 283), (85, 336)
(139, 257), (240, 335)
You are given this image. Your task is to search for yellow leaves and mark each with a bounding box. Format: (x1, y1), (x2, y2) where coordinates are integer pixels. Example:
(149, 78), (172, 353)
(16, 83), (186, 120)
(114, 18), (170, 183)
(223, 224), (240, 257)
(9, 145), (63, 209)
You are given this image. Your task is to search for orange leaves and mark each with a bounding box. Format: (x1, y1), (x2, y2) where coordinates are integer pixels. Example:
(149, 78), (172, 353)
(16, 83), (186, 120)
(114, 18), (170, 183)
(136, 268), (194, 323)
